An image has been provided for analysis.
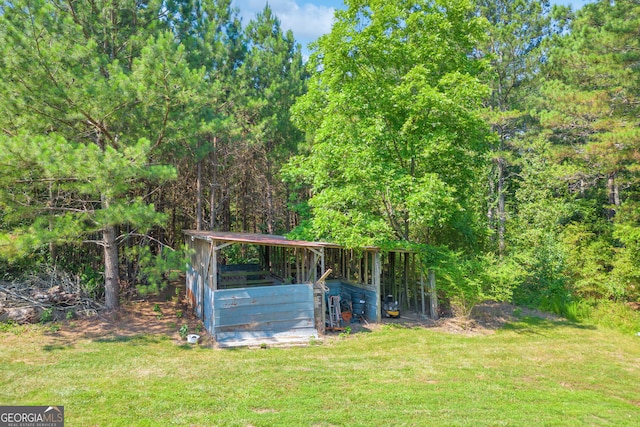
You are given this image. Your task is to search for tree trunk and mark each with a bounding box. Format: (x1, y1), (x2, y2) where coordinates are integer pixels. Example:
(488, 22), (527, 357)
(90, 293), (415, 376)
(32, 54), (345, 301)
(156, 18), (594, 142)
(196, 159), (203, 230)
(265, 159), (275, 234)
(497, 157), (506, 255)
(607, 172), (620, 220)
(103, 224), (120, 310)
(100, 193), (120, 310)
(100, 190), (121, 312)
(210, 137), (218, 230)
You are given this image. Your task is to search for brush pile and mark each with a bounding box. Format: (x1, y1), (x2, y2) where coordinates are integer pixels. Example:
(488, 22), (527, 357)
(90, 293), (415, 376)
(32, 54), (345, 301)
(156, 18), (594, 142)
(0, 267), (104, 323)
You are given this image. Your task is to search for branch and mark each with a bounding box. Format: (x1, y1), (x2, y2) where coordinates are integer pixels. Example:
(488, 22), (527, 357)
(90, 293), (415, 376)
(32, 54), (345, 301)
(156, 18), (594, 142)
(15, 177), (79, 184)
(118, 233), (176, 251)
(83, 239), (107, 247)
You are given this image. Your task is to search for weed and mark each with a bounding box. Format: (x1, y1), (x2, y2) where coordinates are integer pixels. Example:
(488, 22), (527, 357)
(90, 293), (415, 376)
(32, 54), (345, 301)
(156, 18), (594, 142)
(195, 324), (202, 334)
(513, 307), (522, 318)
(66, 310), (74, 320)
(40, 308), (53, 323)
(178, 324), (188, 340)
(153, 303), (161, 313)
(49, 324), (60, 332)
(176, 310), (183, 319)
(0, 321), (23, 334)
(339, 326), (352, 338)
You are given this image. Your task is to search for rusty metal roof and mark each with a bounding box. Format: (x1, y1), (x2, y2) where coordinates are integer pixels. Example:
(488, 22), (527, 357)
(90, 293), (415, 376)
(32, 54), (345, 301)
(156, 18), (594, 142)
(183, 230), (342, 249)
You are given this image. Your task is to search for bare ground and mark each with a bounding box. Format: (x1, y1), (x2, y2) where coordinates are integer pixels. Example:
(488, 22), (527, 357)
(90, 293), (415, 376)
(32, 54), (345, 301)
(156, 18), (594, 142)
(345, 302), (562, 337)
(36, 294), (562, 346)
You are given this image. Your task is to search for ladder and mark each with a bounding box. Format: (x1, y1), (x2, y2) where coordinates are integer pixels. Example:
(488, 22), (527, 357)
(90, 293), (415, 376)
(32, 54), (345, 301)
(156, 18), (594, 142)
(327, 295), (342, 330)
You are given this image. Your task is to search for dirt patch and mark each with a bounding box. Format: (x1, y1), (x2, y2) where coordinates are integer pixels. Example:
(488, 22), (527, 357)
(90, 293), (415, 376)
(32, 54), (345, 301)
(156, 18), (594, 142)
(42, 290), (209, 346)
(343, 301), (562, 336)
(37, 298), (559, 346)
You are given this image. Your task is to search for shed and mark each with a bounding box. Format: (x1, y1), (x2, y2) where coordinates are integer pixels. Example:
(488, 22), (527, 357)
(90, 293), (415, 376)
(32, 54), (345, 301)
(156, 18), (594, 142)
(184, 231), (441, 347)
(184, 231), (383, 347)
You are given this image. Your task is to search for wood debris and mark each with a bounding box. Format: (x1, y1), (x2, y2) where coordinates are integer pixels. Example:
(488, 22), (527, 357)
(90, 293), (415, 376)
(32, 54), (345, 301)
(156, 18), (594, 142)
(0, 267), (104, 323)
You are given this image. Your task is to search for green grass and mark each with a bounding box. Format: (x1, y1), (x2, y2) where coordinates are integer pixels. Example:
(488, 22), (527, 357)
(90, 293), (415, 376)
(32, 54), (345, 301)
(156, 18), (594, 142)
(1, 319), (639, 426)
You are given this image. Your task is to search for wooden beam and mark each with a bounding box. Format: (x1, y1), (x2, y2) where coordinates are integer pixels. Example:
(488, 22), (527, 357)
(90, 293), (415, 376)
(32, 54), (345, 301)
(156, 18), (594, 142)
(429, 269), (438, 320)
(420, 270), (426, 317)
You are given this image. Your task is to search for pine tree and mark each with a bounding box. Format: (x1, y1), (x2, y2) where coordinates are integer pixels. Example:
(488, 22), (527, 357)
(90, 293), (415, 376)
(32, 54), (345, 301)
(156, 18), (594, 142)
(0, 0), (201, 308)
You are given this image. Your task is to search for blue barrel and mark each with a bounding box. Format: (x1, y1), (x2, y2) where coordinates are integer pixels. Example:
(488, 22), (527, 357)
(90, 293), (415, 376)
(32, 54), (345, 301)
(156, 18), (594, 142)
(351, 302), (365, 315)
(351, 291), (365, 304)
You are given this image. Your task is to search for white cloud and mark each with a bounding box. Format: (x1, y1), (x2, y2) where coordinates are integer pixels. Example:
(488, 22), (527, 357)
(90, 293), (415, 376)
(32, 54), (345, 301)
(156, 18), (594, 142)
(234, 0), (336, 43)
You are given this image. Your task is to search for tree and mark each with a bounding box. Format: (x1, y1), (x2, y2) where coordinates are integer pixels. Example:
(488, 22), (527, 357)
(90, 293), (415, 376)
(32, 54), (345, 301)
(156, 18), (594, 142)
(234, 5), (307, 234)
(475, 0), (568, 255)
(287, 0), (490, 249)
(539, 0), (640, 300)
(0, 0), (201, 308)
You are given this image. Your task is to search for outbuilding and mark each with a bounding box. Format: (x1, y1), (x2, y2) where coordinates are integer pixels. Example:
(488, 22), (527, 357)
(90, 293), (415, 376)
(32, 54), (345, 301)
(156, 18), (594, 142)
(184, 231), (436, 347)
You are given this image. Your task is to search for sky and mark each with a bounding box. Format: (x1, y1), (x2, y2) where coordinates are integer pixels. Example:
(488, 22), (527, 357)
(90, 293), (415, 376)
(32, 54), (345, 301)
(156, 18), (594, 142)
(233, 0), (593, 54)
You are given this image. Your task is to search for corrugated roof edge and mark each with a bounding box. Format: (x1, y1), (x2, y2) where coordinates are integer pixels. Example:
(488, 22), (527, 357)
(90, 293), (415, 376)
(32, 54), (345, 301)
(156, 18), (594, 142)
(182, 230), (353, 249)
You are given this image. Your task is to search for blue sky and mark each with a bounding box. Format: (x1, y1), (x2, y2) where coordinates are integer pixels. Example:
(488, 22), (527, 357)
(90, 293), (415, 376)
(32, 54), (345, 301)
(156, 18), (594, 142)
(233, 0), (592, 52)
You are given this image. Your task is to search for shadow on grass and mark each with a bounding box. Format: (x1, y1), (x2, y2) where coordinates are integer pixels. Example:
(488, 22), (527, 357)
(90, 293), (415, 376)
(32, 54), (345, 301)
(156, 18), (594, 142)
(42, 343), (74, 352)
(93, 334), (166, 345)
(502, 316), (597, 334)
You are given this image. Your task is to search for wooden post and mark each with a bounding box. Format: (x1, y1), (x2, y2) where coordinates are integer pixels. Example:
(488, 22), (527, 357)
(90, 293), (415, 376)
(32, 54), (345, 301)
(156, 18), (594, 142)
(390, 252), (396, 302)
(420, 270), (426, 318)
(364, 251), (369, 285)
(428, 269), (438, 320)
(313, 283), (325, 335)
(342, 249), (346, 278)
(284, 248), (289, 282)
(374, 252), (382, 322)
(412, 254), (418, 312)
(403, 253), (409, 311)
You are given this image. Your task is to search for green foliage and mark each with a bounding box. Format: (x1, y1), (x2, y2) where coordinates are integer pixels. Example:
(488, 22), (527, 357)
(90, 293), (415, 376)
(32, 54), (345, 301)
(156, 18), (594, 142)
(80, 267), (104, 301)
(125, 244), (190, 295)
(0, 134), (174, 280)
(288, 0), (491, 252)
(558, 299), (640, 335)
(178, 324), (189, 340)
(39, 308), (53, 324)
(415, 246), (518, 316)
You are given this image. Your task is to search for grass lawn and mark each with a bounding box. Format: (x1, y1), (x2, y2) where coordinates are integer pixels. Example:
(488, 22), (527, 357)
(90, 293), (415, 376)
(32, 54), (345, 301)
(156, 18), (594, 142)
(1, 317), (639, 426)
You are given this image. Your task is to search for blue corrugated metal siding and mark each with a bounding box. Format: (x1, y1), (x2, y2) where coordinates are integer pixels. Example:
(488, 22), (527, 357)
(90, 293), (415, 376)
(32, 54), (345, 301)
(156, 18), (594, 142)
(212, 284), (317, 347)
(325, 280), (379, 322)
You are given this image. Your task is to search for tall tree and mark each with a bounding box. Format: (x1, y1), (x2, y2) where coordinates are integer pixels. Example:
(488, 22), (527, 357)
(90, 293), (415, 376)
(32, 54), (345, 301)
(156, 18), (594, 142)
(475, 0), (567, 255)
(287, 0), (490, 249)
(539, 0), (640, 299)
(0, 0), (201, 308)
(235, 5), (307, 234)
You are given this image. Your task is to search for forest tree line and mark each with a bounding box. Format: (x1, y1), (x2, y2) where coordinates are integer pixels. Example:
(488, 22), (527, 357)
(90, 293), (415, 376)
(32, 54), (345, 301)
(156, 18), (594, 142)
(1, 0), (639, 317)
